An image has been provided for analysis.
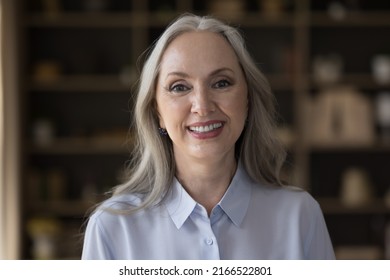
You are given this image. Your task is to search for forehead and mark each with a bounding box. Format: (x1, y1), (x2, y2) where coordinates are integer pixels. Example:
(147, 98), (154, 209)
(159, 31), (240, 71)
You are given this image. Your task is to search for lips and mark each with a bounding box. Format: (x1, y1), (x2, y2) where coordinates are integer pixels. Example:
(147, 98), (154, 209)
(187, 121), (224, 139)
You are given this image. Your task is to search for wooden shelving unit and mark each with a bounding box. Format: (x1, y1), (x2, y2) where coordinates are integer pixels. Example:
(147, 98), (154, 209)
(17, 0), (390, 259)
(318, 198), (390, 215)
(310, 12), (390, 27)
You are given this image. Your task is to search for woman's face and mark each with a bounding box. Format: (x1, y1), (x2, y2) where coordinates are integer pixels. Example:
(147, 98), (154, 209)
(155, 31), (248, 164)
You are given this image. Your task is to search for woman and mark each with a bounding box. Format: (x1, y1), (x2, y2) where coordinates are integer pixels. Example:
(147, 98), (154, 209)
(82, 14), (335, 260)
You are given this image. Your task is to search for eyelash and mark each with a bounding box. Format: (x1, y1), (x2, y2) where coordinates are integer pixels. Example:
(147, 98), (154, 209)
(166, 79), (232, 93)
(212, 79), (231, 89)
(169, 83), (191, 93)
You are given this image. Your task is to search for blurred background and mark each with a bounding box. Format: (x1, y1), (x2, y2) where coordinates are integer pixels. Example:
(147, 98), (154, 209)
(1, 0), (390, 260)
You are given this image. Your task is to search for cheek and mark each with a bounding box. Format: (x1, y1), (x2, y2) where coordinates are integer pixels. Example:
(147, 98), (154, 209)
(233, 82), (249, 119)
(229, 94), (248, 122)
(157, 97), (189, 128)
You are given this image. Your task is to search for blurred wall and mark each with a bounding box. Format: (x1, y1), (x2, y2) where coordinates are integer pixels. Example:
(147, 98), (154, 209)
(0, 0), (21, 259)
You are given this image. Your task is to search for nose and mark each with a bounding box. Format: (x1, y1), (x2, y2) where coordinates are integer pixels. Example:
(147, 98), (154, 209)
(190, 85), (216, 116)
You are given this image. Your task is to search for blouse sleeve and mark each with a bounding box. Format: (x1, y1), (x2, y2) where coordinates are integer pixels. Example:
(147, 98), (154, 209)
(304, 199), (336, 260)
(81, 213), (114, 260)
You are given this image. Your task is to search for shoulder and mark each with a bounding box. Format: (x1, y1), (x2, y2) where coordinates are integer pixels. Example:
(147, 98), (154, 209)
(260, 182), (316, 202)
(238, 165), (317, 205)
(251, 182), (322, 216)
(88, 193), (147, 225)
(248, 183), (327, 239)
(276, 185), (319, 206)
(83, 193), (153, 259)
(98, 193), (145, 211)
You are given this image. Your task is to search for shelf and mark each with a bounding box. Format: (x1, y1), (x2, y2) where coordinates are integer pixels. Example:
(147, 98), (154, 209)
(230, 13), (296, 28)
(28, 200), (97, 217)
(307, 142), (390, 153)
(309, 73), (390, 90)
(25, 12), (175, 28)
(335, 245), (384, 260)
(25, 11), (298, 29)
(337, 74), (390, 90)
(29, 137), (131, 155)
(29, 75), (132, 92)
(310, 12), (390, 27)
(318, 198), (390, 215)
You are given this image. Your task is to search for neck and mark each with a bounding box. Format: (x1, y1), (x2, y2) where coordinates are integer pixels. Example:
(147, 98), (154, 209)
(175, 153), (237, 215)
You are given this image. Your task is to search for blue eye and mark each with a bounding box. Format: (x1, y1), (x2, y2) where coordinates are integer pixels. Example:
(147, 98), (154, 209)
(213, 79), (231, 89)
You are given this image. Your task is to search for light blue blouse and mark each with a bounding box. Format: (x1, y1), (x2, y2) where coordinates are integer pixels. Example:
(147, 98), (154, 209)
(82, 165), (335, 259)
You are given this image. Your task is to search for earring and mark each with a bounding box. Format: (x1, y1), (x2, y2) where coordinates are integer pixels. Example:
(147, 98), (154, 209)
(158, 127), (168, 136)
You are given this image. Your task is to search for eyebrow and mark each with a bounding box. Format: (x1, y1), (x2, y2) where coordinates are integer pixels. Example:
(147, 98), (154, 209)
(166, 67), (234, 79)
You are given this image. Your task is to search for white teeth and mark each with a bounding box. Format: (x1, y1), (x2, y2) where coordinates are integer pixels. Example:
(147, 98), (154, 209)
(189, 123), (222, 133)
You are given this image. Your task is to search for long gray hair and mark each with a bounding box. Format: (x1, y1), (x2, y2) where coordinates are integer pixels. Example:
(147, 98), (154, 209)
(112, 13), (286, 211)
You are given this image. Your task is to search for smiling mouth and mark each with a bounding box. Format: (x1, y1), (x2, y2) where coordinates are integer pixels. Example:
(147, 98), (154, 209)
(188, 122), (223, 133)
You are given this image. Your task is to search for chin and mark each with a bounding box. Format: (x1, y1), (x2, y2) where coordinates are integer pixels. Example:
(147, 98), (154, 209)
(188, 145), (234, 161)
